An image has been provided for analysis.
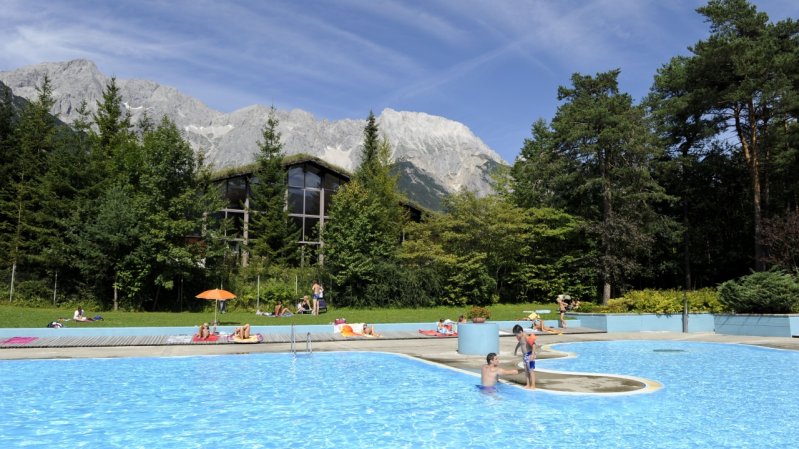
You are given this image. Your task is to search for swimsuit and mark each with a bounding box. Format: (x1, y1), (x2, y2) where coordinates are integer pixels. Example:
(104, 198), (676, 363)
(523, 351), (536, 370)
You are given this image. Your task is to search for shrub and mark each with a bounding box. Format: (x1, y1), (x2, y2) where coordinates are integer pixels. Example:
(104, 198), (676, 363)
(363, 263), (440, 308)
(718, 271), (799, 313)
(12, 280), (52, 306)
(443, 254), (497, 307)
(599, 288), (722, 314)
(466, 305), (491, 320)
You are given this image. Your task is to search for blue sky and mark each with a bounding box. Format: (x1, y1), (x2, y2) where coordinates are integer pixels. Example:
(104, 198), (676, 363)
(1, 0), (797, 163)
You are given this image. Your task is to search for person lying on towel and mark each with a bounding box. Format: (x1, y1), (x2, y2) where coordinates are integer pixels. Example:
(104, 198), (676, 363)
(340, 324), (362, 337)
(234, 323), (251, 339)
(194, 323), (212, 340)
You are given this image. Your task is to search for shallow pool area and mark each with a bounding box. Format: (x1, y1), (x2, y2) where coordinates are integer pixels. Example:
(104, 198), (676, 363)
(1, 341), (797, 448)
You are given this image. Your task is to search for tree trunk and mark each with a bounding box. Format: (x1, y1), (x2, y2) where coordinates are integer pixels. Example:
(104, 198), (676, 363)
(734, 104), (765, 271)
(8, 262), (15, 302)
(113, 272), (119, 311)
(752, 172), (765, 271)
(601, 152), (612, 305)
(602, 281), (611, 305)
(681, 144), (692, 292)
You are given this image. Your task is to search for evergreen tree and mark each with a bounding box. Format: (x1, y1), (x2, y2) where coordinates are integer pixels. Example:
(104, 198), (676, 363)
(71, 78), (138, 307)
(646, 55), (720, 291)
(134, 116), (210, 310)
(512, 70), (677, 303)
(0, 84), (18, 260)
(75, 116), (215, 310)
(684, 0), (799, 270)
(1, 77), (58, 300)
(93, 77), (132, 153)
(248, 106), (295, 267)
(360, 111), (380, 172)
(0, 84), (15, 158)
(353, 112), (405, 239)
(323, 180), (395, 305)
(324, 111), (405, 304)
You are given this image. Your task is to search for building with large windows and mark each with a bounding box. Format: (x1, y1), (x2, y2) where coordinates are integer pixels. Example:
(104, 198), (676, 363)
(212, 155), (349, 266)
(212, 154), (422, 266)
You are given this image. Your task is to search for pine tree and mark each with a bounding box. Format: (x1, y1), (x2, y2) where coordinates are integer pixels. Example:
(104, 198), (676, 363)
(93, 77), (132, 152)
(324, 111), (406, 304)
(248, 106), (295, 267)
(1, 76), (58, 300)
(513, 70), (677, 303)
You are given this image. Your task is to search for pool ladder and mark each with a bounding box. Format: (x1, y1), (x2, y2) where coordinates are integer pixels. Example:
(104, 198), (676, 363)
(290, 325), (313, 354)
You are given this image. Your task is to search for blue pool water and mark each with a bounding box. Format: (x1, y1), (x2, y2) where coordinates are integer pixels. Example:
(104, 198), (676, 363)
(1, 342), (797, 448)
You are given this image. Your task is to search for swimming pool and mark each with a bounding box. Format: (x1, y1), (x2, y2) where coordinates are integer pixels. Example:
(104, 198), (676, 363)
(1, 342), (796, 448)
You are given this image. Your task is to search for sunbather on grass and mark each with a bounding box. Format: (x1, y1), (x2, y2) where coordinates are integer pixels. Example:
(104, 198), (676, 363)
(73, 306), (94, 322)
(274, 302), (293, 316)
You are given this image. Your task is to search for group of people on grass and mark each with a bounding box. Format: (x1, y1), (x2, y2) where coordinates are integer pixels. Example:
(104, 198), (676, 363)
(195, 280), (330, 340)
(255, 280), (324, 317)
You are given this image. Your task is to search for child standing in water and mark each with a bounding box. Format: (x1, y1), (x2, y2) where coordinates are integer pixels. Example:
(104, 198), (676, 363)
(513, 324), (537, 389)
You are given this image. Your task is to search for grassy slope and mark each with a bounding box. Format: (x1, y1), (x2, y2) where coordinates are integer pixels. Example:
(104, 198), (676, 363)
(0, 303), (560, 328)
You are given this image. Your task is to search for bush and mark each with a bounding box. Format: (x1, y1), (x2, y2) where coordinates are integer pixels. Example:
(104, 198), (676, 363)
(442, 254), (497, 307)
(599, 288), (722, 314)
(718, 271), (799, 313)
(363, 263), (440, 308)
(11, 280), (52, 306)
(465, 305), (491, 320)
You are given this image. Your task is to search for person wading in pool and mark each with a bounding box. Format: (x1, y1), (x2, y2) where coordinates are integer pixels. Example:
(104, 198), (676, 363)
(481, 352), (520, 391)
(513, 324), (537, 389)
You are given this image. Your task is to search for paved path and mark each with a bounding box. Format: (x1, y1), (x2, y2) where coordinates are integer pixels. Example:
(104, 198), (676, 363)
(2, 331), (797, 394)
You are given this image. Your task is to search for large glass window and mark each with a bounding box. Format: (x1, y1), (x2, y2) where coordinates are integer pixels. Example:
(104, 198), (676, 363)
(305, 217), (320, 242)
(304, 165), (322, 189)
(288, 166), (304, 187)
(226, 211), (244, 239)
(227, 177), (247, 209)
(290, 216), (303, 240)
(324, 173), (341, 190)
(323, 189), (334, 217)
(304, 190), (320, 215)
(288, 188), (304, 214)
(248, 176), (260, 210)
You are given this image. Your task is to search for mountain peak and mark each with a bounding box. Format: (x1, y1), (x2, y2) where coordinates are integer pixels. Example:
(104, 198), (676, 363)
(0, 59), (506, 210)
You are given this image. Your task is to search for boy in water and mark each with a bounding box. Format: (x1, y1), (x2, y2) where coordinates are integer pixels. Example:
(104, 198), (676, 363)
(480, 352), (520, 391)
(513, 324), (537, 389)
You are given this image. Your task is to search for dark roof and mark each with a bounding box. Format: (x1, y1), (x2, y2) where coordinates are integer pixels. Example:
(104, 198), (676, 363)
(210, 153), (351, 182)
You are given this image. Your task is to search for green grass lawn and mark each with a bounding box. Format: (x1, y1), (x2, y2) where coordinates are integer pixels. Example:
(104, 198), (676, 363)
(0, 303), (560, 328)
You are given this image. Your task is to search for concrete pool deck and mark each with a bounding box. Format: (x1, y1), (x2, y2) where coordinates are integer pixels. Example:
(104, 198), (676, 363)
(2, 331), (797, 394)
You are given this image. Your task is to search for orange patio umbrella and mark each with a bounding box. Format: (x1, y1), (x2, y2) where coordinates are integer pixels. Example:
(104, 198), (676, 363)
(196, 289), (236, 325)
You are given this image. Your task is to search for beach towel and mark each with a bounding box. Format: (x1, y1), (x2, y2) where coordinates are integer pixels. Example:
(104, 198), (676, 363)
(340, 324), (364, 337)
(333, 323), (364, 334)
(418, 330), (457, 337)
(192, 334), (219, 342)
(230, 333), (263, 343)
(1, 337), (38, 344)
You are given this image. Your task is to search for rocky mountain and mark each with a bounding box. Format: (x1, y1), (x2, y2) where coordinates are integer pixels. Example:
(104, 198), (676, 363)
(0, 59), (506, 210)
(0, 80), (31, 114)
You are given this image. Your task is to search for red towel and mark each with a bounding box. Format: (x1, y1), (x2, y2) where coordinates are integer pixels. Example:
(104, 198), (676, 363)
(192, 335), (219, 342)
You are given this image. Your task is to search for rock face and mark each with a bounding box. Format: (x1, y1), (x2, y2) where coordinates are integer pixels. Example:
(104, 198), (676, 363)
(0, 59), (506, 210)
